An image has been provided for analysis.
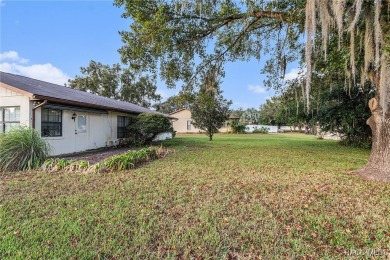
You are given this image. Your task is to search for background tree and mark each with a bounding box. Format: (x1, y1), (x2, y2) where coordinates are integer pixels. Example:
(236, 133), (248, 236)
(241, 108), (261, 124)
(153, 95), (183, 114)
(68, 60), (161, 108)
(315, 87), (372, 147)
(230, 108), (245, 121)
(190, 68), (232, 141)
(258, 97), (287, 125)
(115, 0), (390, 181)
(153, 92), (193, 114)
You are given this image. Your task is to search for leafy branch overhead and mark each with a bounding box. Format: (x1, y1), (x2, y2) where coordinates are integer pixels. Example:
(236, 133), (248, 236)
(114, 0), (305, 89)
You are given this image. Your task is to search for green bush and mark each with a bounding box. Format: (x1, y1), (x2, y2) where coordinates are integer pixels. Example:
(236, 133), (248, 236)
(101, 147), (159, 171)
(228, 120), (246, 134)
(0, 127), (51, 172)
(253, 127), (269, 134)
(126, 113), (173, 146)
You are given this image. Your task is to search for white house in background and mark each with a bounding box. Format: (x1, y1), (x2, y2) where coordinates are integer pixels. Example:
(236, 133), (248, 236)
(0, 71), (174, 156)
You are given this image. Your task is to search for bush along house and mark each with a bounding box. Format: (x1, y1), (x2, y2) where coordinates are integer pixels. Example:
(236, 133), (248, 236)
(0, 71), (174, 155)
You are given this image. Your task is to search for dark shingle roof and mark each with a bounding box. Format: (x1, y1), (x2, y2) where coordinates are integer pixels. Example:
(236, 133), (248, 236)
(0, 71), (160, 115)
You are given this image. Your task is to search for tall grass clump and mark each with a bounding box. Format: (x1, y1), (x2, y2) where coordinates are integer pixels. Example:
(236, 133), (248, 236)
(0, 126), (51, 172)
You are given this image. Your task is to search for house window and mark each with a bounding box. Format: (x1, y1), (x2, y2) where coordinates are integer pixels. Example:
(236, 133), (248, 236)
(77, 115), (87, 133)
(187, 120), (192, 130)
(41, 109), (62, 137)
(117, 116), (132, 138)
(0, 106), (20, 133)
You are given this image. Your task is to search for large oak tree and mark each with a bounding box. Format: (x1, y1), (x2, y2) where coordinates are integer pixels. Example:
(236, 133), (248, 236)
(115, 0), (390, 182)
(68, 60), (161, 108)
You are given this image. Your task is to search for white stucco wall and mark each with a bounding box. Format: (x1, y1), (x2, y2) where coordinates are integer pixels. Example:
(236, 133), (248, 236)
(171, 109), (203, 133)
(0, 85), (32, 127)
(35, 108), (135, 156)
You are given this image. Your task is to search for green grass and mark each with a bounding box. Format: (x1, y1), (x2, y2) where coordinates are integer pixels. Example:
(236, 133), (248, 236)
(1, 133), (389, 259)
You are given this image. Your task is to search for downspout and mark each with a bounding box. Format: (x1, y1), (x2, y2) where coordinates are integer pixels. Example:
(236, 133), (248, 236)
(32, 100), (47, 129)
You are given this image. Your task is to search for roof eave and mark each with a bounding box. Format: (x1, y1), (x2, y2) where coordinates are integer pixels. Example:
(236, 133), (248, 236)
(32, 95), (140, 115)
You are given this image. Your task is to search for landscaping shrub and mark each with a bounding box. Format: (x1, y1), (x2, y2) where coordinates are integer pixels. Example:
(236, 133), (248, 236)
(125, 113), (174, 146)
(253, 127), (269, 134)
(228, 120), (246, 134)
(97, 146), (172, 172)
(0, 126), (51, 172)
(42, 158), (90, 173)
(42, 146), (173, 173)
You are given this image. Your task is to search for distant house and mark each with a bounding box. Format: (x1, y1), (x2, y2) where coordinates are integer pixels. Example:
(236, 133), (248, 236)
(0, 72), (174, 155)
(169, 108), (239, 133)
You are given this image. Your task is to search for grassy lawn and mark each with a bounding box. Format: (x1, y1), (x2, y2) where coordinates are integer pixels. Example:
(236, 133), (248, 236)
(1, 133), (389, 259)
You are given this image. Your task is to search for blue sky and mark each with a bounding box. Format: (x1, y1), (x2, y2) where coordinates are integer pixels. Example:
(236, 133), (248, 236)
(0, 0), (300, 109)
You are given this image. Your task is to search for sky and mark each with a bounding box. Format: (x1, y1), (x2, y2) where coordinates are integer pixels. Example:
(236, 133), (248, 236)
(0, 0), (300, 109)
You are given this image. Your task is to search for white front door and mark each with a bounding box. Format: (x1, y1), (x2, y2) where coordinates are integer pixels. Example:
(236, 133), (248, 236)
(75, 114), (88, 152)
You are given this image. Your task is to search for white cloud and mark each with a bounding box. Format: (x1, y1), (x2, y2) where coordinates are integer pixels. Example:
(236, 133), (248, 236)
(0, 51), (70, 85)
(156, 88), (169, 100)
(283, 67), (304, 81)
(0, 51), (29, 64)
(248, 84), (266, 95)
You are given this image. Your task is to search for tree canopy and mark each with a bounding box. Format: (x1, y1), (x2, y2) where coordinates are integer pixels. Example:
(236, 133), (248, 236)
(114, 0), (305, 89)
(189, 67), (231, 141)
(68, 61), (161, 108)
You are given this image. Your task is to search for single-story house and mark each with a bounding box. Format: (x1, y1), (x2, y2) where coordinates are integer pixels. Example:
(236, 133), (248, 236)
(169, 108), (239, 133)
(0, 71), (174, 156)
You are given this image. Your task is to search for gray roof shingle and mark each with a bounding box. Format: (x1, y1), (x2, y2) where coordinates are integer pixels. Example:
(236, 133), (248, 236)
(0, 71), (161, 115)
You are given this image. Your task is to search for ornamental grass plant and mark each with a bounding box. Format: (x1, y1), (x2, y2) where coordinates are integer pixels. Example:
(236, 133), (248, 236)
(0, 127), (51, 172)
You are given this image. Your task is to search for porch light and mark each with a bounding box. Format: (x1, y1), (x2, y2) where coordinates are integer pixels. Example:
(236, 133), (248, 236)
(72, 112), (77, 121)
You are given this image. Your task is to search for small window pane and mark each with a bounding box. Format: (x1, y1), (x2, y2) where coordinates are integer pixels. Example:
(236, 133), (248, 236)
(41, 108), (62, 137)
(117, 116), (131, 138)
(1, 107), (20, 133)
(4, 107), (20, 122)
(118, 116), (125, 127)
(77, 115), (87, 133)
(42, 123), (61, 137)
(42, 109), (61, 122)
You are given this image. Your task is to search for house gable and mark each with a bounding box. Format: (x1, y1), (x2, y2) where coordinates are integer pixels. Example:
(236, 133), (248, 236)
(0, 82), (34, 98)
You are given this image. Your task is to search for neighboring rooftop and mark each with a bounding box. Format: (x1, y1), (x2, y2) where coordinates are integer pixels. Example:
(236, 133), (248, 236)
(169, 108), (188, 115)
(0, 71), (167, 116)
(228, 114), (240, 120)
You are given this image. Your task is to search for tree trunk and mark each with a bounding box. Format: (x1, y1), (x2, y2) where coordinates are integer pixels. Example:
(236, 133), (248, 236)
(355, 100), (390, 182)
(209, 134), (213, 141)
